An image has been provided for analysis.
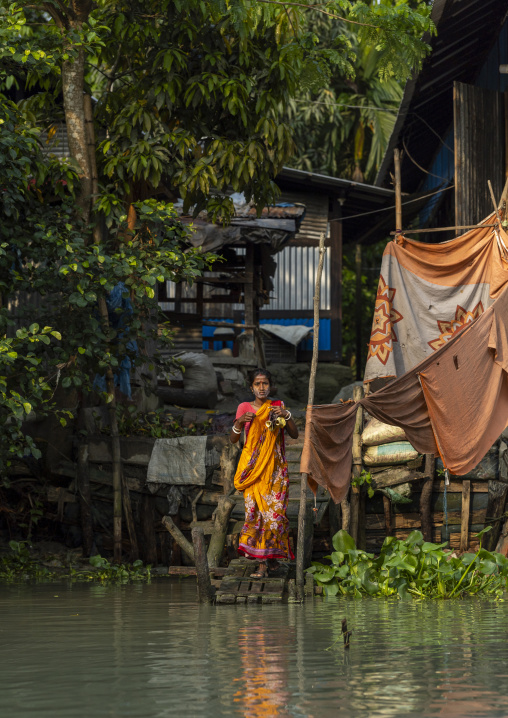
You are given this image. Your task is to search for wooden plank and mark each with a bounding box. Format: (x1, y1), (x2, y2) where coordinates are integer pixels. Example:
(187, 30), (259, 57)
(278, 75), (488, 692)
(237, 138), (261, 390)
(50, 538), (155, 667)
(460, 480), (471, 552)
(371, 468), (428, 489)
(365, 509), (486, 531)
(434, 480), (489, 492)
(167, 566), (228, 577)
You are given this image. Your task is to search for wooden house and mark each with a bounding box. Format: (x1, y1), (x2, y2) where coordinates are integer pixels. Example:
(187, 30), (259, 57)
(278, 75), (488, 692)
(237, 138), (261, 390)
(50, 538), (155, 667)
(348, 0), (508, 557)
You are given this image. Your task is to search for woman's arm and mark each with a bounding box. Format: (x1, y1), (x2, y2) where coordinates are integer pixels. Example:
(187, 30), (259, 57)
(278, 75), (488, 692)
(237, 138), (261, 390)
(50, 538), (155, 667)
(272, 403), (299, 439)
(229, 411), (255, 444)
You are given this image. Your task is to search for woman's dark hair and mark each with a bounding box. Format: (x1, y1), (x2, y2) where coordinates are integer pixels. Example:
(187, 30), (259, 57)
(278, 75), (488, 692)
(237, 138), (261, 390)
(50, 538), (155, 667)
(248, 368), (272, 386)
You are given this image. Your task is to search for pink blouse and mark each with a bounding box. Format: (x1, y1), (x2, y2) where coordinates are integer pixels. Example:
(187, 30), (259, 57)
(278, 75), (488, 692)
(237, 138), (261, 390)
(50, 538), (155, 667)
(235, 400), (284, 438)
(235, 401), (257, 438)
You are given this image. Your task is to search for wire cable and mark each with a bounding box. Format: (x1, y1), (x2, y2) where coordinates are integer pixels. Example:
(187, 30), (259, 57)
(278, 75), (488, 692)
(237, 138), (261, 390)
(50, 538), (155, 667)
(330, 183), (454, 223)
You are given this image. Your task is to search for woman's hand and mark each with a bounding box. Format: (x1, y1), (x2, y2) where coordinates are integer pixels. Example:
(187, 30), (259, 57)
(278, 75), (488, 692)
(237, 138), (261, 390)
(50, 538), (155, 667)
(272, 404), (298, 439)
(238, 411), (255, 425)
(272, 405), (289, 420)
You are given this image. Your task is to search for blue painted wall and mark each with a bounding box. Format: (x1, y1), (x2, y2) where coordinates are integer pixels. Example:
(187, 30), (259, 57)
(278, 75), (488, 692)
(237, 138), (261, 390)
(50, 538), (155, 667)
(202, 318), (331, 352)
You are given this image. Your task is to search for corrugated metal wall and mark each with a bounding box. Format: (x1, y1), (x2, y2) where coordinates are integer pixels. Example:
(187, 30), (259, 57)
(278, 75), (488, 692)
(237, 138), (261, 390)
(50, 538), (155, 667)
(278, 191), (328, 243)
(261, 244), (331, 312)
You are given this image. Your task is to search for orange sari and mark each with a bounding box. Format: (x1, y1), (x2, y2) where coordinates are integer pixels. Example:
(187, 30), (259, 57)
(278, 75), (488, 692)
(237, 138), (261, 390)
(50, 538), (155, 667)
(234, 400), (293, 561)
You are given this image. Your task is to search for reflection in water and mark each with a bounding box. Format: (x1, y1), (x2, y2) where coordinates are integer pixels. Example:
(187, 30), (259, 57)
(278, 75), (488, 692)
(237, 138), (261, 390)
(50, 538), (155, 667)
(232, 624), (291, 718)
(1, 582), (508, 717)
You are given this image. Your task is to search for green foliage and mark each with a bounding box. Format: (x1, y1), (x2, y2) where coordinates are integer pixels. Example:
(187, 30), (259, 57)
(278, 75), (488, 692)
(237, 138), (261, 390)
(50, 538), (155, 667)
(1, 0), (434, 217)
(97, 406), (214, 439)
(352, 469), (375, 498)
(308, 527), (508, 599)
(0, 326), (62, 475)
(0, 542), (152, 583)
(286, 0), (433, 181)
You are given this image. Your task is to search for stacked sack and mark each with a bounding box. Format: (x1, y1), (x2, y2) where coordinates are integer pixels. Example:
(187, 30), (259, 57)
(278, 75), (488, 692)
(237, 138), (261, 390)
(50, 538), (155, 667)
(362, 418), (418, 466)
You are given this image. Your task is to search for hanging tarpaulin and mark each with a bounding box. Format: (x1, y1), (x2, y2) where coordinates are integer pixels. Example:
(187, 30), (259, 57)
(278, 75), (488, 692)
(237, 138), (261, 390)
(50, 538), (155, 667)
(364, 212), (508, 383)
(301, 282), (508, 500)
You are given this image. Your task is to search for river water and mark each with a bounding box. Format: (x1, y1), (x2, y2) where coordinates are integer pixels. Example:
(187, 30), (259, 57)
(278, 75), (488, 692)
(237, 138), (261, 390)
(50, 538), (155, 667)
(2, 580), (508, 718)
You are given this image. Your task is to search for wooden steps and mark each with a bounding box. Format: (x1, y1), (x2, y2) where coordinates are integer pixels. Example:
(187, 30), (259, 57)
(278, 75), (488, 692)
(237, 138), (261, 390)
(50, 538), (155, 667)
(216, 558), (289, 604)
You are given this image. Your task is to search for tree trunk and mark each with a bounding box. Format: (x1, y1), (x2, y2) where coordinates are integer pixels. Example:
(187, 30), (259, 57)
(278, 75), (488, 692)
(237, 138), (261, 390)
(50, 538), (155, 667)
(61, 46), (93, 222)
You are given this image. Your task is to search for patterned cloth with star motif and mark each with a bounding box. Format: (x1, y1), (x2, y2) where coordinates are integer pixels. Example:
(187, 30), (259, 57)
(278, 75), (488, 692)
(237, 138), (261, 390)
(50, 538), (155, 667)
(364, 212), (508, 383)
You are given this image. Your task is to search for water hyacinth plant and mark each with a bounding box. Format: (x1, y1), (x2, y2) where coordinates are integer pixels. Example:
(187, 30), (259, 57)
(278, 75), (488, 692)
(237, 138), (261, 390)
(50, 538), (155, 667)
(307, 528), (508, 599)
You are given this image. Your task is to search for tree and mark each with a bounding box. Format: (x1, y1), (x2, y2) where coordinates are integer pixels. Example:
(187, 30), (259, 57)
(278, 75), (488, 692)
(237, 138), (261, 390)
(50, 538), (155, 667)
(0, 0), (433, 556)
(286, 0), (429, 182)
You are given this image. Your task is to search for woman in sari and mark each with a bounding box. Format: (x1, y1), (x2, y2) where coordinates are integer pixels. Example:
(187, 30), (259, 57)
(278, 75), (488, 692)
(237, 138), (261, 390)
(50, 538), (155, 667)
(230, 369), (298, 578)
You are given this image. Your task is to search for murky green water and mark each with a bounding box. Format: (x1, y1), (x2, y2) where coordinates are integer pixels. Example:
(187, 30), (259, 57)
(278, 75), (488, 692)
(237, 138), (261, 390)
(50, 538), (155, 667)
(1, 580), (508, 717)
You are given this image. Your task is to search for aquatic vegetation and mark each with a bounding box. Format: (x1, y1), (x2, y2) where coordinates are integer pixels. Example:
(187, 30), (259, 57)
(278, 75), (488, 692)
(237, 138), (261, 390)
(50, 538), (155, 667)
(0, 542), (151, 584)
(69, 556), (151, 583)
(0, 541), (51, 581)
(308, 528), (508, 599)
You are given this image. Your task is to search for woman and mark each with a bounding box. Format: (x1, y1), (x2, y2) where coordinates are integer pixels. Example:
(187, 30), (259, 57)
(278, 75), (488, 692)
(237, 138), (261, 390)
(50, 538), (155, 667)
(230, 368), (298, 578)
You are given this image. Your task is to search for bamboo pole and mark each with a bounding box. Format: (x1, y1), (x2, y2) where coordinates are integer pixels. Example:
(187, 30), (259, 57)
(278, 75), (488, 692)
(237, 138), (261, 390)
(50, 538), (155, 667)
(394, 148), (402, 236)
(488, 180), (503, 225)
(349, 385), (364, 545)
(459, 480), (471, 552)
(296, 233), (326, 601)
(390, 224), (496, 236)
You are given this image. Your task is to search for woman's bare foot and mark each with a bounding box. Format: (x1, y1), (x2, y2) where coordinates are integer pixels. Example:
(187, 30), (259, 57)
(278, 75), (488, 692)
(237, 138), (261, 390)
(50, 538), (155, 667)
(250, 562), (268, 578)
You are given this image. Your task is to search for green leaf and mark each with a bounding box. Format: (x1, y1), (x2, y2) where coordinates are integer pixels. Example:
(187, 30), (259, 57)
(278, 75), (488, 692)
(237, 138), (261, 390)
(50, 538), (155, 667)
(332, 530), (356, 554)
(61, 377), (72, 389)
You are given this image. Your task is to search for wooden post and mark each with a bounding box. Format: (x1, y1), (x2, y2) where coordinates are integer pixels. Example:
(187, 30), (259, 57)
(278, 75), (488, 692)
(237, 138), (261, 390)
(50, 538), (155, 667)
(354, 242), (362, 381)
(296, 233), (327, 601)
(142, 494), (158, 565)
(349, 385), (364, 545)
(419, 454), (435, 542)
(340, 497), (351, 534)
(330, 200), (343, 362)
(220, 442), (239, 494)
(191, 527), (215, 604)
(460, 480), (471, 552)
(242, 244), (259, 363)
(484, 480), (508, 551)
(122, 472), (139, 561)
(394, 148), (402, 235)
(206, 496), (236, 568)
(162, 514), (195, 561)
(77, 443), (93, 557)
(382, 496), (392, 537)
